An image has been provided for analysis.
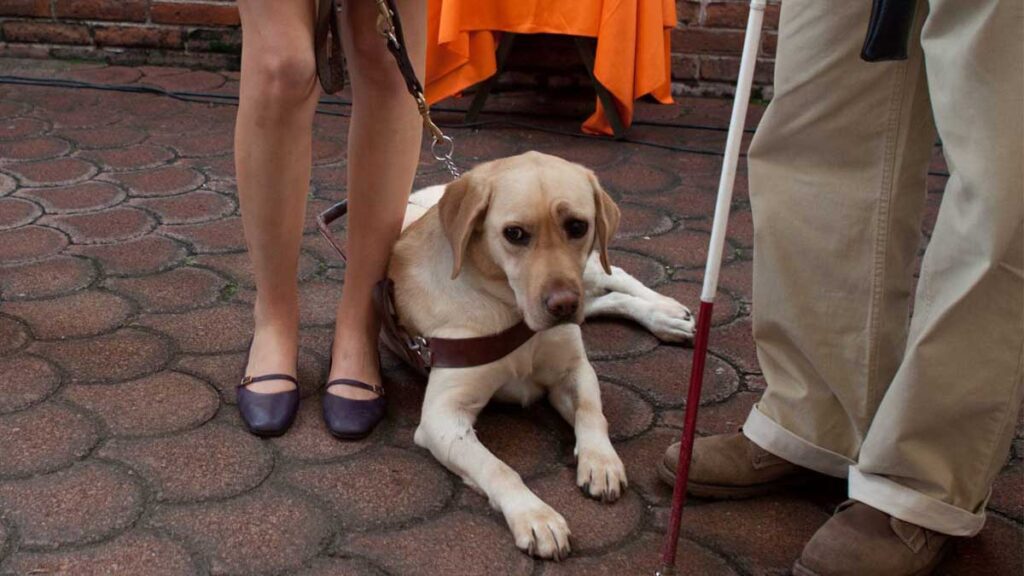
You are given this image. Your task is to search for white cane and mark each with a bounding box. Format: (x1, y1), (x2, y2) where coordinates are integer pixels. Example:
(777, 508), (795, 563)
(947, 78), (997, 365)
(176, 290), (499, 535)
(657, 0), (767, 573)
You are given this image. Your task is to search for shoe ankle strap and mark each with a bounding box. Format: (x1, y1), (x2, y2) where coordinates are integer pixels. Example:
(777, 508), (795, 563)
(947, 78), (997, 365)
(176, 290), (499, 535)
(326, 378), (384, 397)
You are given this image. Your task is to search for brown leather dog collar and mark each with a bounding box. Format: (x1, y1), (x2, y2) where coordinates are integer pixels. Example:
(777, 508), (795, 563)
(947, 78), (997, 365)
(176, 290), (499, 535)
(373, 278), (535, 374)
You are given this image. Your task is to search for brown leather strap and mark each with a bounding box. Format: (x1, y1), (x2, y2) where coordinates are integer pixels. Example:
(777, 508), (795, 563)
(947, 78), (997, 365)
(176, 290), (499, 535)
(315, 0), (346, 94)
(427, 318), (535, 369)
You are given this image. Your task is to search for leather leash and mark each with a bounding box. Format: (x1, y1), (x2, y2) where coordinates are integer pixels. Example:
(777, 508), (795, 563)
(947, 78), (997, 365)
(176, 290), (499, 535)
(314, 2), (533, 372)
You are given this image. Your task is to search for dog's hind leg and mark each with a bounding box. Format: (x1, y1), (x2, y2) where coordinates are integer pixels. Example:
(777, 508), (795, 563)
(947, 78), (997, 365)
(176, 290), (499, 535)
(415, 369), (572, 560)
(582, 253), (695, 342)
(585, 292), (695, 342)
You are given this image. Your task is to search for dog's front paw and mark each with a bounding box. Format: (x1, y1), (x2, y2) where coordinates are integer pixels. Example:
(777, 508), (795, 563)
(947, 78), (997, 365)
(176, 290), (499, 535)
(577, 447), (628, 503)
(644, 300), (695, 343)
(506, 496), (572, 560)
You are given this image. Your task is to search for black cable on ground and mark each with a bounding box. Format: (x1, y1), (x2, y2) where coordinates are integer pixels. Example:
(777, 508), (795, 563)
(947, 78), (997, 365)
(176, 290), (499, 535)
(0, 74), (950, 176)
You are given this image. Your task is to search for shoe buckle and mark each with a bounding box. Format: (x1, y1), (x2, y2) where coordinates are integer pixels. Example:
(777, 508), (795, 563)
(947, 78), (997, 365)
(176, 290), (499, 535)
(239, 375), (253, 387)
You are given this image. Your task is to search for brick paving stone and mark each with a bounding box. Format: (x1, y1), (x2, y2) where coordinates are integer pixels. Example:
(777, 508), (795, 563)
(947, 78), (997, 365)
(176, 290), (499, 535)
(0, 462), (143, 549)
(0, 255), (96, 300)
(615, 427), (678, 505)
(151, 131), (234, 158)
(0, 354), (60, 414)
(160, 217), (246, 253)
(62, 371), (219, 437)
(172, 351), (248, 403)
(527, 468), (644, 552)
(312, 138), (345, 166)
(615, 202), (674, 239)
(596, 346), (740, 408)
(475, 412), (565, 478)
(59, 125), (148, 150)
(0, 136), (70, 162)
(298, 279), (344, 327)
(0, 521), (7, 563)
(989, 463), (1022, 522)
(68, 234), (187, 276)
(45, 205), (156, 244)
(77, 144), (175, 172)
(706, 258), (753, 301)
(68, 65), (144, 85)
(270, 399), (371, 463)
(532, 137), (624, 168)
(0, 172), (14, 196)
(542, 532), (737, 576)
(713, 316), (759, 373)
(617, 225), (724, 270)
(0, 197), (41, 229)
(100, 422), (272, 503)
(105, 266), (227, 312)
(0, 225), (68, 264)
(283, 446), (453, 530)
(606, 248), (670, 286)
(5, 157), (98, 187)
(340, 511), (534, 576)
(679, 495), (830, 576)
(194, 251), (319, 288)
(134, 190), (235, 224)
(936, 515), (1023, 575)
(110, 165), (205, 197)
(598, 162), (680, 195)
(2, 530), (198, 576)
(0, 117), (47, 141)
(295, 557), (383, 576)
(600, 380), (655, 440)
(143, 70), (226, 93)
(0, 289), (132, 339)
(623, 183), (719, 221)
(0, 402), (98, 477)
(0, 315), (29, 355)
(660, 390), (759, 436)
(15, 181), (125, 213)
(31, 327), (171, 384)
(582, 319), (660, 360)
(47, 107), (120, 130)
(191, 155), (237, 179)
(135, 305), (250, 354)
(148, 486), (331, 576)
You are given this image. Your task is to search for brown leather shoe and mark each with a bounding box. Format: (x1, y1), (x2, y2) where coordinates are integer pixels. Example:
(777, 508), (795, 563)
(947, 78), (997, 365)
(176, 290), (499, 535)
(658, 432), (814, 498)
(794, 501), (950, 576)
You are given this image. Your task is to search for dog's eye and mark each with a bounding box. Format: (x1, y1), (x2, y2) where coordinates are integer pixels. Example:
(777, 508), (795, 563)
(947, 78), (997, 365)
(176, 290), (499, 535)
(565, 219), (589, 239)
(503, 226), (530, 245)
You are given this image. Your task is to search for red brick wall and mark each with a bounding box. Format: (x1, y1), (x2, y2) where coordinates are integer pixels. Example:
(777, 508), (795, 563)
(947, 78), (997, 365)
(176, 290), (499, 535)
(0, 0), (779, 96)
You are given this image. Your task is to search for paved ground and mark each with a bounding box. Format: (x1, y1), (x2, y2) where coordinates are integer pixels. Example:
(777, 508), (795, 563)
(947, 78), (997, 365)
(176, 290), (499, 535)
(0, 57), (1020, 576)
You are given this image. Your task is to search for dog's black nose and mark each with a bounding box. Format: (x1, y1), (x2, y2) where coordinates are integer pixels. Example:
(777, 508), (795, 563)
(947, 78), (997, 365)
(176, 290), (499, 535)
(544, 290), (579, 319)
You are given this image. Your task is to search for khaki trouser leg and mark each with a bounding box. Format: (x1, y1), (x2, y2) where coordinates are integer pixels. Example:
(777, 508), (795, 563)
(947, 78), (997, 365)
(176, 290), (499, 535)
(743, 0), (936, 478)
(850, 0), (1024, 537)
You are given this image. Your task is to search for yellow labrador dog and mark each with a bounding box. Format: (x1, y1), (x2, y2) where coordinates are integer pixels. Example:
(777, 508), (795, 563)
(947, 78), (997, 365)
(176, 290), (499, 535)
(389, 151), (693, 559)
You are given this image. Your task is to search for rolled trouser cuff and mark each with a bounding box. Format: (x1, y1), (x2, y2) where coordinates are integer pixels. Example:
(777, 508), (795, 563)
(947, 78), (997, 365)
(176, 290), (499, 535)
(743, 404), (855, 479)
(848, 467), (987, 536)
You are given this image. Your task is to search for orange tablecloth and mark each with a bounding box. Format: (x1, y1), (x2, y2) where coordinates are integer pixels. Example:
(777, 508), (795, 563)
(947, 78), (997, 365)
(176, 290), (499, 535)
(425, 0), (676, 135)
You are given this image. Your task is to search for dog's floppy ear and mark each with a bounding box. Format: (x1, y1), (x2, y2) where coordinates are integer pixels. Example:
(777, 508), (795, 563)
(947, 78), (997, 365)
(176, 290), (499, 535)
(589, 172), (620, 275)
(438, 174), (492, 279)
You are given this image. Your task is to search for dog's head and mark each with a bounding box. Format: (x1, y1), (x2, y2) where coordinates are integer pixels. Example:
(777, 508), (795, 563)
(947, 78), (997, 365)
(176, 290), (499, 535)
(438, 151), (620, 331)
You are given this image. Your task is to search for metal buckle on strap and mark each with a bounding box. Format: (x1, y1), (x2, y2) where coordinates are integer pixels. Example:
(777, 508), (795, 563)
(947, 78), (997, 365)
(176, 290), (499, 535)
(407, 335), (432, 367)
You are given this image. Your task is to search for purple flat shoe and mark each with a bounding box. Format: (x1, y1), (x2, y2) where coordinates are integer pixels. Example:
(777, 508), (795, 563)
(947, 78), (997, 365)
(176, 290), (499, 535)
(322, 378), (386, 440)
(237, 373), (300, 437)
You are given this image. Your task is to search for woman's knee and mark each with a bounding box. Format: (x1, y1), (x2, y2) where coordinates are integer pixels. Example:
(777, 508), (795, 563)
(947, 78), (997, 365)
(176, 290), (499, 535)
(245, 47), (319, 108)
